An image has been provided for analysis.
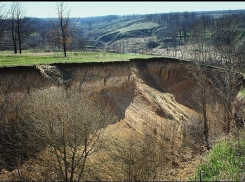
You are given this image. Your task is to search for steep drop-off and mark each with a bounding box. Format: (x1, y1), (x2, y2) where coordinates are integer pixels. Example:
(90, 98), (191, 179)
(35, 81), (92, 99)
(0, 57), (197, 119)
(0, 57), (239, 180)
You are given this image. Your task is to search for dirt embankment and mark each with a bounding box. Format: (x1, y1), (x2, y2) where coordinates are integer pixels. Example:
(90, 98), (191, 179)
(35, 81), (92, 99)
(0, 58), (198, 122)
(0, 57), (238, 180)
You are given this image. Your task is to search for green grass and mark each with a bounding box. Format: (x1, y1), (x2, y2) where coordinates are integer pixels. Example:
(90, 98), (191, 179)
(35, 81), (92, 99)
(97, 21), (159, 42)
(0, 51), (159, 67)
(114, 22), (159, 34)
(191, 136), (245, 181)
(242, 73), (245, 98)
(242, 89), (245, 98)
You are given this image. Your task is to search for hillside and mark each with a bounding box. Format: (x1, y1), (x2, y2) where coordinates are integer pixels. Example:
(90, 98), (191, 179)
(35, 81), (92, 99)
(77, 9), (245, 58)
(2, 9), (245, 59)
(0, 57), (243, 180)
(0, 7), (245, 181)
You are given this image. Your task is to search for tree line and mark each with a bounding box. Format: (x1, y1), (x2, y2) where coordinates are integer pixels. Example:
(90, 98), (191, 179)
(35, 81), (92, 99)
(0, 2), (86, 57)
(0, 3), (245, 180)
(1, 2), (245, 59)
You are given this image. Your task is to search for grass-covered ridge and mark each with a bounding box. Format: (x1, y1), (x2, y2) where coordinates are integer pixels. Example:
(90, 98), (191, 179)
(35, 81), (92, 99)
(191, 135), (245, 181)
(0, 51), (158, 67)
(112, 21), (159, 34)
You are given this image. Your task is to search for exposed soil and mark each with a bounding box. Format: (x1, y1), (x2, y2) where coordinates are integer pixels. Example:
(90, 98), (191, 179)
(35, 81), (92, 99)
(0, 57), (240, 180)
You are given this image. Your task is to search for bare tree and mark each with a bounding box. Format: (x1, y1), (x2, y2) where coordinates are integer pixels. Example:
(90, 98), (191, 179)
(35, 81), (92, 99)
(50, 2), (78, 57)
(211, 12), (243, 134)
(184, 12), (243, 141)
(185, 62), (211, 148)
(9, 2), (30, 54)
(21, 88), (118, 181)
(10, 2), (18, 54)
(184, 15), (213, 149)
(0, 2), (7, 44)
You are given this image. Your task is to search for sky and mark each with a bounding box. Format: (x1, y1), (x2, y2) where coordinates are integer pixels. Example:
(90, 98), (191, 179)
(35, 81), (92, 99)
(3, 1), (245, 18)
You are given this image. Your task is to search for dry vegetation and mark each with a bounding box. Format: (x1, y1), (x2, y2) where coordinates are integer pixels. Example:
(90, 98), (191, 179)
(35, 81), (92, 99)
(0, 2), (245, 181)
(0, 87), (119, 181)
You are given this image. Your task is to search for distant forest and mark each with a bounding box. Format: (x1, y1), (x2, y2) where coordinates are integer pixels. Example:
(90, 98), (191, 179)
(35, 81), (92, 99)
(1, 2), (245, 60)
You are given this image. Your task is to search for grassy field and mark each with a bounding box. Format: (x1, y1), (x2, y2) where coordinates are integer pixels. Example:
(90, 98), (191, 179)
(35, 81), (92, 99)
(0, 51), (158, 67)
(114, 22), (159, 33)
(191, 133), (245, 181)
(98, 21), (159, 41)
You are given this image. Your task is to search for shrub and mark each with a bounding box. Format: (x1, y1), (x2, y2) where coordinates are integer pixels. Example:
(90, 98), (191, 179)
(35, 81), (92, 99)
(20, 88), (119, 181)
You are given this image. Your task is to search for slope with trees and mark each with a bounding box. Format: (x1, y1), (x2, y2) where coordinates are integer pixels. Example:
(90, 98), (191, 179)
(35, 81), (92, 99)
(0, 3), (244, 181)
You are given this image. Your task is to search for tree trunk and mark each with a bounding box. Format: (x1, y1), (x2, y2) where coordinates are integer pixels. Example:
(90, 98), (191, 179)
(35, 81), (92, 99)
(11, 20), (17, 54)
(63, 43), (66, 57)
(17, 20), (22, 54)
(12, 33), (17, 54)
(18, 35), (22, 54)
(224, 59), (233, 134)
(202, 84), (209, 148)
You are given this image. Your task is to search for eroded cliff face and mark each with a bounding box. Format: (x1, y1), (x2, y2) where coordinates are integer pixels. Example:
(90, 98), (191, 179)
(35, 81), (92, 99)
(3, 57), (240, 143)
(1, 57), (240, 180)
(0, 58), (196, 121)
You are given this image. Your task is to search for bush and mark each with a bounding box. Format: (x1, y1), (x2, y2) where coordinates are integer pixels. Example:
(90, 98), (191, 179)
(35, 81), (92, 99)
(0, 119), (45, 173)
(21, 88), (118, 181)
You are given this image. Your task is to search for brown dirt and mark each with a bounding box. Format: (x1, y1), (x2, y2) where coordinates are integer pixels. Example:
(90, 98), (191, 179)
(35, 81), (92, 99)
(0, 58), (223, 180)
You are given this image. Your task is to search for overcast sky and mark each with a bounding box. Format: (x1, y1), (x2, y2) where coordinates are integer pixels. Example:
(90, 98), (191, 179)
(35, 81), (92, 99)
(3, 1), (245, 18)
